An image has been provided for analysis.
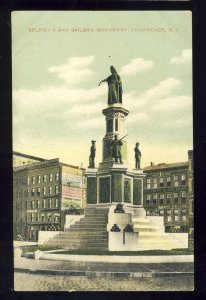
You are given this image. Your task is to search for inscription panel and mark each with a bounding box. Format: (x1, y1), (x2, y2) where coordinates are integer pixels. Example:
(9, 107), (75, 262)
(87, 177), (97, 204)
(133, 179), (142, 205)
(99, 177), (110, 203)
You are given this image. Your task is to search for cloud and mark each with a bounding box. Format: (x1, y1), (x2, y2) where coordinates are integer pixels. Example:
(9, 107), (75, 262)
(166, 116), (192, 129)
(128, 112), (149, 123)
(152, 96), (192, 112)
(124, 78), (181, 110)
(120, 58), (154, 76)
(64, 102), (103, 116)
(145, 78), (180, 99)
(77, 117), (103, 129)
(13, 85), (106, 113)
(170, 49), (192, 64)
(48, 56), (95, 85)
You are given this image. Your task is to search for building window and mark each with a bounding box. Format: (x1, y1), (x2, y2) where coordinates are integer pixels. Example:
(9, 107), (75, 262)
(159, 194), (164, 205)
(174, 209), (179, 214)
(31, 213), (35, 222)
(174, 193), (178, 199)
(181, 192), (186, 203)
(159, 178), (164, 187)
(31, 200), (35, 209)
(54, 215), (59, 222)
(55, 185), (59, 195)
(41, 214), (45, 222)
(152, 199), (157, 205)
(43, 186), (46, 196)
(48, 214), (52, 222)
(146, 178), (151, 189)
(166, 210), (171, 215)
(55, 199), (59, 208)
(49, 186), (53, 195)
(174, 215), (179, 221)
(43, 174), (47, 183)
(167, 216), (171, 222)
(174, 175), (179, 181)
(37, 200), (41, 209)
(36, 213), (40, 222)
(152, 194), (157, 205)
(167, 177), (171, 187)
(174, 180), (179, 187)
(48, 199), (52, 208)
(27, 177), (30, 185)
(182, 215), (187, 221)
(181, 208), (187, 214)
(49, 173), (53, 182)
(37, 187), (41, 196)
(159, 199), (164, 205)
(166, 193), (171, 204)
(174, 198), (178, 205)
(153, 178), (157, 188)
(181, 174), (186, 180)
(42, 199), (46, 209)
(159, 210), (164, 215)
(37, 175), (41, 184)
(32, 176), (35, 184)
(55, 172), (59, 182)
(31, 188), (35, 197)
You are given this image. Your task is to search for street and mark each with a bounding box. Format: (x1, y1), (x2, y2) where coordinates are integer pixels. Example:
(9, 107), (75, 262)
(14, 272), (193, 291)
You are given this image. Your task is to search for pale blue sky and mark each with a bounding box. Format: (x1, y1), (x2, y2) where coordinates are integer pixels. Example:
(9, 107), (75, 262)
(12, 11), (192, 168)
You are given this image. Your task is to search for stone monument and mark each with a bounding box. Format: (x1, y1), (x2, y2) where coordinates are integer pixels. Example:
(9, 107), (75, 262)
(44, 66), (188, 252)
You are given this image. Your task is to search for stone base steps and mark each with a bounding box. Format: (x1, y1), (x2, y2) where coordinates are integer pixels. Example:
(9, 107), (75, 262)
(45, 207), (109, 250)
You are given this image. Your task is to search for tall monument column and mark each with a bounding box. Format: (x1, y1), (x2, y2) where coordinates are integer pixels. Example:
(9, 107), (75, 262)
(85, 66), (145, 209)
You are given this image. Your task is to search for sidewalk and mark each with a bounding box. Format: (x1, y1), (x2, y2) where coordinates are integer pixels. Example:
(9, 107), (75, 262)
(14, 256), (194, 278)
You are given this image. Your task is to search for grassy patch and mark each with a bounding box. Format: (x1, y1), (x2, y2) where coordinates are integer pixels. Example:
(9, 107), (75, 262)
(50, 249), (194, 256)
(22, 245), (60, 253)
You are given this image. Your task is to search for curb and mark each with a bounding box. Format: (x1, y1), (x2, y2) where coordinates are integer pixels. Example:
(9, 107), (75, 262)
(38, 253), (194, 263)
(14, 267), (193, 278)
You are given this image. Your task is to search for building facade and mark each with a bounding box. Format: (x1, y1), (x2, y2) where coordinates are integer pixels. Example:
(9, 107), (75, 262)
(143, 150), (193, 238)
(13, 156), (85, 241)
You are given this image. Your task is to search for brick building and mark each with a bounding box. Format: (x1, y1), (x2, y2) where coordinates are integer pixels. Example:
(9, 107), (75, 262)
(13, 155), (85, 241)
(143, 150), (193, 237)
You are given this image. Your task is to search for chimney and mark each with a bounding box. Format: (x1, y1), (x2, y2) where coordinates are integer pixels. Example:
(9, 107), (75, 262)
(150, 162), (155, 167)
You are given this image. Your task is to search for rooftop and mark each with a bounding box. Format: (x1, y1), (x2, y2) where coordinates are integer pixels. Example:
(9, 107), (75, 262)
(143, 162), (188, 172)
(13, 151), (46, 162)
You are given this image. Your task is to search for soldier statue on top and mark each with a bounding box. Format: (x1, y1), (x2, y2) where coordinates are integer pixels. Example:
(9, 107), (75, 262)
(134, 142), (141, 169)
(89, 140), (96, 168)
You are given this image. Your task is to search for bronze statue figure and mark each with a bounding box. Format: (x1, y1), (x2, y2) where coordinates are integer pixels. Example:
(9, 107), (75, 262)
(134, 142), (141, 169)
(89, 140), (96, 168)
(98, 66), (122, 105)
(111, 135), (123, 163)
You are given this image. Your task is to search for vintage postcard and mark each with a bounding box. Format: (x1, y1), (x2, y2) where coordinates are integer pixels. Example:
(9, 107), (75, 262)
(12, 11), (193, 291)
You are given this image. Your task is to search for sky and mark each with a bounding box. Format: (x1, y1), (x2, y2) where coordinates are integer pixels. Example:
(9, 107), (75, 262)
(12, 11), (192, 169)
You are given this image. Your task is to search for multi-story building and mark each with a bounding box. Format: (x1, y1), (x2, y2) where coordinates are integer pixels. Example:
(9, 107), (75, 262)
(143, 150), (193, 237)
(13, 156), (85, 241)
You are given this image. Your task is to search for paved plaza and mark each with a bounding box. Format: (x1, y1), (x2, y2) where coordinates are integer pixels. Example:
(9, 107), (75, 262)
(14, 256), (194, 291)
